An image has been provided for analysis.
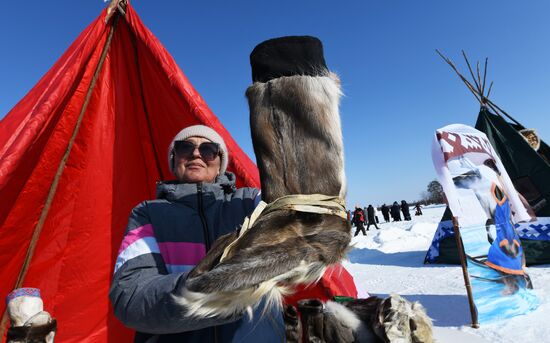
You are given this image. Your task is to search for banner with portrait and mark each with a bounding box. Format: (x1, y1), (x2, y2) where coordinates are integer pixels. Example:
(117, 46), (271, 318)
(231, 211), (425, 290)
(432, 124), (539, 323)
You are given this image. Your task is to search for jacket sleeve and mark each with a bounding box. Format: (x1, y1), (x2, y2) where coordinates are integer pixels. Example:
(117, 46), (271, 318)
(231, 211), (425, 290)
(109, 202), (240, 334)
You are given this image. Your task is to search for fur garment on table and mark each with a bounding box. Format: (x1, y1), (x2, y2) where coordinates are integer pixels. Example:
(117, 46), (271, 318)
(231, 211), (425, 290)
(284, 295), (434, 343)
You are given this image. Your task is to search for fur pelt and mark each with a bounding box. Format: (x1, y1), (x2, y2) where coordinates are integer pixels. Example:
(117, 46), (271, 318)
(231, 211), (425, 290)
(370, 295), (434, 343)
(7, 321), (57, 343)
(283, 304), (302, 342)
(247, 72), (346, 201)
(285, 295), (434, 343)
(180, 69), (351, 318)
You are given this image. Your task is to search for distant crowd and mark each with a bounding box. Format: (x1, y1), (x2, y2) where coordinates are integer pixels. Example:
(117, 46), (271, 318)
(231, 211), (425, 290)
(347, 201), (424, 237)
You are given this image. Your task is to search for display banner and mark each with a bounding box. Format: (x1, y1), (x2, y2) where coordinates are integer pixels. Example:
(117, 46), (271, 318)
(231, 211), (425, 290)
(432, 124), (539, 323)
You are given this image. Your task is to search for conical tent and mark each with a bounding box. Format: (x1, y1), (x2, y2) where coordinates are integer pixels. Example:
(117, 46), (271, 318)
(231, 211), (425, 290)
(476, 108), (550, 265)
(425, 112), (550, 266)
(0, 4), (260, 342)
(426, 51), (550, 266)
(475, 108), (550, 216)
(424, 206), (460, 264)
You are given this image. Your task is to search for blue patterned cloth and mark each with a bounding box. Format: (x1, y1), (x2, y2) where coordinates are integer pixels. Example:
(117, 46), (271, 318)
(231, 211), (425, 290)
(6, 288), (41, 305)
(425, 220), (454, 263)
(515, 217), (550, 240)
(426, 217), (550, 264)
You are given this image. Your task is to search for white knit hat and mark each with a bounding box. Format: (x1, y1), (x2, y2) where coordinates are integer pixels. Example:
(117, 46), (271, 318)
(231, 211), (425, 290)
(168, 125), (229, 176)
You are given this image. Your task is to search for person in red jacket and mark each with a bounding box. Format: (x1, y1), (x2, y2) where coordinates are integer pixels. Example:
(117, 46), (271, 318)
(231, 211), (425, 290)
(352, 206), (367, 236)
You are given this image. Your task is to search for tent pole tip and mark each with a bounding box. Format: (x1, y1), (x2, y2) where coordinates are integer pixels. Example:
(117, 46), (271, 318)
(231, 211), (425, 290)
(105, 0), (127, 24)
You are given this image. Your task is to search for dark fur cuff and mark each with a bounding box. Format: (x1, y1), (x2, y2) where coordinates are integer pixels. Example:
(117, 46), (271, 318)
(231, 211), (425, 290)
(250, 36), (329, 83)
(7, 319), (57, 341)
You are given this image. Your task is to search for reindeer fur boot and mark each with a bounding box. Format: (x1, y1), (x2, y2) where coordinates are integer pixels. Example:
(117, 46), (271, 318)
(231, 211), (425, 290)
(6, 288), (56, 343)
(182, 36), (351, 319)
(374, 294), (434, 343)
(298, 299), (326, 342)
(283, 304), (302, 343)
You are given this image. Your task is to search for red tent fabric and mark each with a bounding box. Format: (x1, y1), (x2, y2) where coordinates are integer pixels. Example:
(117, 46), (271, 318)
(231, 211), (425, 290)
(0, 4), (357, 342)
(0, 5), (259, 342)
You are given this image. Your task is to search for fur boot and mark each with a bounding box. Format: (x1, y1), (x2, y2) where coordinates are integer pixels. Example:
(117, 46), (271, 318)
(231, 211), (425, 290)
(343, 295), (434, 343)
(283, 305), (302, 343)
(181, 36), (351, 319)
(295, 295), (433, 343)
(298, 299), (326, 342)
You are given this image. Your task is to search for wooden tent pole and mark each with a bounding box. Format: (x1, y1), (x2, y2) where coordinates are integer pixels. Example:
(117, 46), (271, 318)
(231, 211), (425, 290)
(436, 49), (526, 128)
(481, 58), (488, 97)
(476, 61), (483, 96)
(435, 50), (484, 105)
(452, 217), (479, 328)
(462, 51), (483, 96)
(0, 10), (123, 341)
(486, 81), (493, 99)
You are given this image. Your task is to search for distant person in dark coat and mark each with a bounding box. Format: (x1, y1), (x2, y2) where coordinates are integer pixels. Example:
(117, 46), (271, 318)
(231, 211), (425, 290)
(391, 201), (401, 221)
(401, 200), (411, 221)
(415, 203), (423, 216)
(381, 204), (390, 223)
(366, 205), (380, 230)
(373, 206), (380, 223)
(352, 206), (367, 236)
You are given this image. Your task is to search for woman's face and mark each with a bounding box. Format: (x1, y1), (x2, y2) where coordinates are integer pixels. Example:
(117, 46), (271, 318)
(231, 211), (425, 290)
(174, 136), (221, 183)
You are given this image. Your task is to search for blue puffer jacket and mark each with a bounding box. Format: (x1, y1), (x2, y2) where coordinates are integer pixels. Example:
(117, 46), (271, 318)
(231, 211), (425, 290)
(109, 173), (285, 342)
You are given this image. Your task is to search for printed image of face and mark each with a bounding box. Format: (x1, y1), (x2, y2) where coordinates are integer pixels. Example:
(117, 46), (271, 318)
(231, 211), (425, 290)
(173, 136), (221, 183)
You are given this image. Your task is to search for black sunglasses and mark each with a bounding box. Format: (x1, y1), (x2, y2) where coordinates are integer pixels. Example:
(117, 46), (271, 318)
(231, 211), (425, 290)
(173, 140), (221, 161)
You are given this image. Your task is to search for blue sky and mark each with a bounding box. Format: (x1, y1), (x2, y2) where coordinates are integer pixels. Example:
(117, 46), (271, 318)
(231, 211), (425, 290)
(1, 1), (549, 207)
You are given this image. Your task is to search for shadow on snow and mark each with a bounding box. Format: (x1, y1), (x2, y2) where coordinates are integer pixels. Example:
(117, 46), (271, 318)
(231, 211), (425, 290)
(348, 248), (452, 268)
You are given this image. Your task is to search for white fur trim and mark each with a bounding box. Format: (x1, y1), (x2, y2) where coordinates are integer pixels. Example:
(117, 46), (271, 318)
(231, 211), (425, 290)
(325, 301), (375, 343)
(175, 261), (326, 319)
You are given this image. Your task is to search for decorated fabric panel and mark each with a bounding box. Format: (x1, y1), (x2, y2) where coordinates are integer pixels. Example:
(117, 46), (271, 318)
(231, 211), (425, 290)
(425, 213), (550, 265)
(432, 124), (539, 323)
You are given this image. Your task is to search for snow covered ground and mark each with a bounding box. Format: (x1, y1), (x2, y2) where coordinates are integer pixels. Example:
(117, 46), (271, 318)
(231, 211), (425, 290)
(344, 205), (550, 343)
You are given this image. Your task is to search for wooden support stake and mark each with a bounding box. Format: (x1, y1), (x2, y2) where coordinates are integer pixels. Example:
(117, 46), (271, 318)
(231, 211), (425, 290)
(452, 216), (479, 328)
